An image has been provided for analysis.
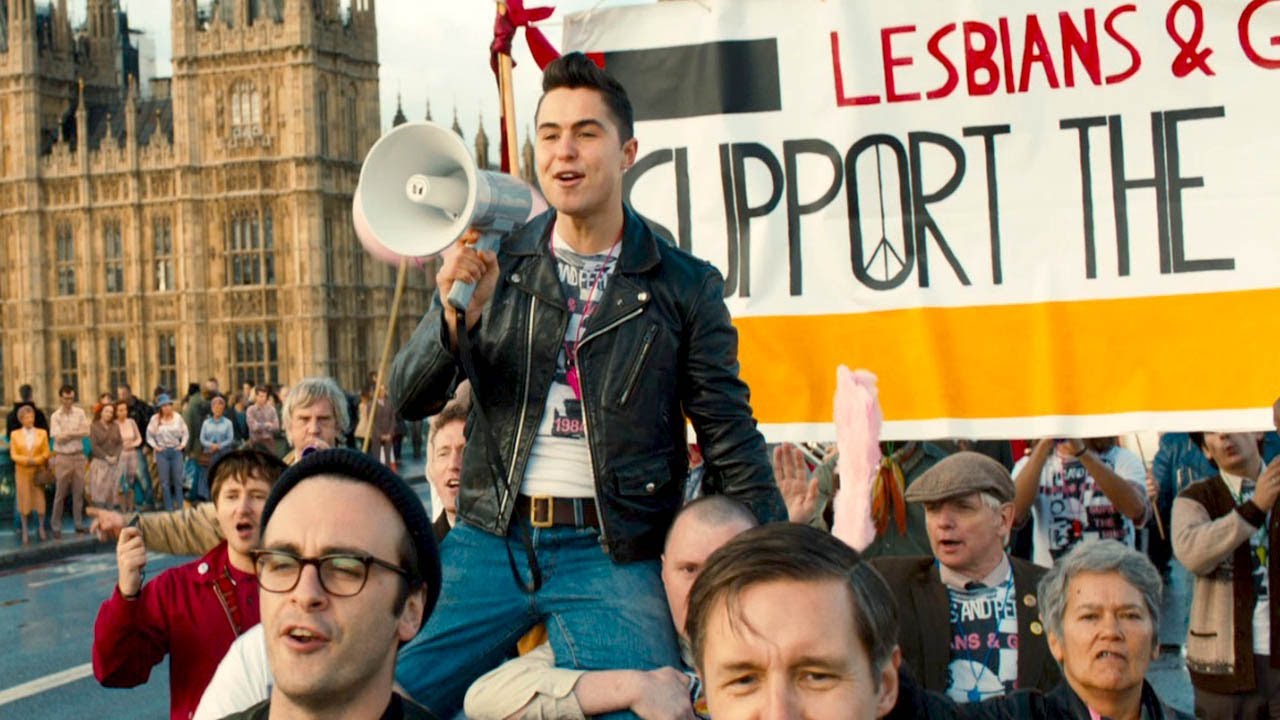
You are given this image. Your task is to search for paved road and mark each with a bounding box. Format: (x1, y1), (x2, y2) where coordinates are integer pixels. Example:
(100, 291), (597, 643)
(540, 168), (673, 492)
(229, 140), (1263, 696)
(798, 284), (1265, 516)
(0, 551), (185, 719)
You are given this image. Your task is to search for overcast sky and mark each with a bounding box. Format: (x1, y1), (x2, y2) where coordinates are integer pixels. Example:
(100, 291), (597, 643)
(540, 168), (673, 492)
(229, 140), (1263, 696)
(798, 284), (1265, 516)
(80, 0), (653, 144)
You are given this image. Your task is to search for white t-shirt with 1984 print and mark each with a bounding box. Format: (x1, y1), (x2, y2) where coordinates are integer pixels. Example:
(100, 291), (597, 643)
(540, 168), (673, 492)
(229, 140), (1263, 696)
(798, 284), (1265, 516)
(1015, 445), (1147, 567)
(520, 231), (621, 499)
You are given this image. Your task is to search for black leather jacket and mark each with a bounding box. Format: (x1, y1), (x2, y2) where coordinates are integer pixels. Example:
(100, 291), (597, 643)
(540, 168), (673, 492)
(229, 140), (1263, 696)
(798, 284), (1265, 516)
(390, 206), (785, 562)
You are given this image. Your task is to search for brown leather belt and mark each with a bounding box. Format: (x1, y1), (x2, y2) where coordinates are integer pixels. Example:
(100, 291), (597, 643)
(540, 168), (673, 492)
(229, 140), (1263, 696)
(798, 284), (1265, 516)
(515, 494), (600, 529)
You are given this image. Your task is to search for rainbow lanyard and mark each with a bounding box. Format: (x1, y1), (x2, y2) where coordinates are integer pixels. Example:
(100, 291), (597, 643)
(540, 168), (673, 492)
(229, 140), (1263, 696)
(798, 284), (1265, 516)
(950, 572), (1015, 703)
(551, 233), (620, 401)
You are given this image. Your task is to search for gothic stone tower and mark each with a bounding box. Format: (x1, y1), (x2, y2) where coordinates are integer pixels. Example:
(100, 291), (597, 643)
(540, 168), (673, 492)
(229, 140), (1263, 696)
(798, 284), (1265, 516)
(168, 0), (426, 393)
(0, 0), (141, 403)
(0, 0), (428, 405)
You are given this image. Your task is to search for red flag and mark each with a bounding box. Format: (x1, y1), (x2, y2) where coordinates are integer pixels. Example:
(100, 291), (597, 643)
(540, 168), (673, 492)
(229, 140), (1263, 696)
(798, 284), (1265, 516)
(490, 1), (560, 173)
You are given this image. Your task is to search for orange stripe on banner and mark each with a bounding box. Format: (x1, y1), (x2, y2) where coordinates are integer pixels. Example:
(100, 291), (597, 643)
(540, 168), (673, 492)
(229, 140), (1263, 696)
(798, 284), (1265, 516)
(735, 288), (1280, 425)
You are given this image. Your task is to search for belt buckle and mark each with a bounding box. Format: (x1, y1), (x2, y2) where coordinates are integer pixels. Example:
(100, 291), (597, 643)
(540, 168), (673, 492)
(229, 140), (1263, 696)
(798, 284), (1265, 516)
(530, 495), (554, 528)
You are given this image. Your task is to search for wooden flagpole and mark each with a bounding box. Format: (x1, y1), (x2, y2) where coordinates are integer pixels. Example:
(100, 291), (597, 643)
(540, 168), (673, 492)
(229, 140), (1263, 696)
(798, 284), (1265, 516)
(1134, 434), (1166, 540)
(363, 4), (522, 462)
(365, 257), (409, 456)
(498, 2), (522, 173)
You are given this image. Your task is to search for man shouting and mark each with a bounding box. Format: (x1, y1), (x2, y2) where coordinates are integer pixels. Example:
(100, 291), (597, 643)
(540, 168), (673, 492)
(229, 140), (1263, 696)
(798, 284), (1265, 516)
(390, 51), (784, 717)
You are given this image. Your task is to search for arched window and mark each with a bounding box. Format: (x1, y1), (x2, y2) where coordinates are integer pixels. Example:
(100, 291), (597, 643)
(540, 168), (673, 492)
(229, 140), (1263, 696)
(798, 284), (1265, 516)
(103, 220), (124, 293)
(318, 87), (329, 156)
(107, 336), (128, 391)
(153, 216), (174, 292)
(230, 325), (280, 387)
(345, 90), (358, 159)
(55, 223), (76, 295)
(226, 207), (276, 285)
(230, 81), (262, 138)
(156, 332), (177, 396)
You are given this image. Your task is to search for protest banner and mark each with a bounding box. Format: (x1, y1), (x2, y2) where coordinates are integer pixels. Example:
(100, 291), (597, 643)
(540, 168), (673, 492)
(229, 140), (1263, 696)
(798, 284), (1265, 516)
(564, 0), (1280, 440)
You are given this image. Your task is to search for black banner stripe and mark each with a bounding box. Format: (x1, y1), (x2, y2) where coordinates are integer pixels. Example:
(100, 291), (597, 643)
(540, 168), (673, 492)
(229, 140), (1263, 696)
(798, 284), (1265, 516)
(590, 39), (782, 122)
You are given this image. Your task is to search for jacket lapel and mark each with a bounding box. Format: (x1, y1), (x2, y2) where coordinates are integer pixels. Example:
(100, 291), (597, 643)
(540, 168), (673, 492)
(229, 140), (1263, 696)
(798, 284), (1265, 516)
(914, 561), (952, 691)
(1013, 560), (1050, 689)
(583, 273), (649, 338)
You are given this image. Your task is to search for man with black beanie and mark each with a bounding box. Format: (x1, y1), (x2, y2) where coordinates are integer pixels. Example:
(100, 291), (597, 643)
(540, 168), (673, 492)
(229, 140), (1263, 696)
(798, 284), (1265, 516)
(216, 449), (442, 720)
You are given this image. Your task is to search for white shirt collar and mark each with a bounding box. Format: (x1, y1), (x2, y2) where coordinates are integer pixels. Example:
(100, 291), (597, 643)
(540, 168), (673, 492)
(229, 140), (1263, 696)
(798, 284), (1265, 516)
(1221, 464), (1262, 498)
(939, 553), (1011, 591)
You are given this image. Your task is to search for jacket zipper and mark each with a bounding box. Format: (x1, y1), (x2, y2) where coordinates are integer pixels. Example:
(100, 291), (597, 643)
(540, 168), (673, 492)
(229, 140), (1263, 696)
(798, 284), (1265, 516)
(576, 306), (646, 545)
(500, 293), (538, 524)
(617, 324), (657, 408)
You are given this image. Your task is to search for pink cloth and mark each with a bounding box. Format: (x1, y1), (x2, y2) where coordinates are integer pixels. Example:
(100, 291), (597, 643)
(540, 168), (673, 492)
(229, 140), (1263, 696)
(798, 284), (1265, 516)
(832, 366), (881, 552)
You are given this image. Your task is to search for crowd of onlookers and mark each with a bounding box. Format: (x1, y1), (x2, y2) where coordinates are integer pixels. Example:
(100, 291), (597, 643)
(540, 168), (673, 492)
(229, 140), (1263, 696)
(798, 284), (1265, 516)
(0, 376), (427, 545)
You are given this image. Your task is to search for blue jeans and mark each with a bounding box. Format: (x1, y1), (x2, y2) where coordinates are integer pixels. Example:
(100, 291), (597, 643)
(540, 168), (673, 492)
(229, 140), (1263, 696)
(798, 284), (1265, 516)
(156, 449), (184, 511)
(1159, 558), (1195, 647)
(135, 449), (153, 507)
(184, 457), (207, 501)
(395, 519), (680, 718)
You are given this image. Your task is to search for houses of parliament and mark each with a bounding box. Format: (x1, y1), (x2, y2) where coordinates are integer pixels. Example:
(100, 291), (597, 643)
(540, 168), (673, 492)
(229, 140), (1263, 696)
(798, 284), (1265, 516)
(0, 0), (523, 405)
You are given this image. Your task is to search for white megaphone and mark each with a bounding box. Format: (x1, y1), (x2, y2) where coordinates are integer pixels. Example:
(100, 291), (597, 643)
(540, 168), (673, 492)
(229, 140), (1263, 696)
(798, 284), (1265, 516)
(354, 121), (543, 311)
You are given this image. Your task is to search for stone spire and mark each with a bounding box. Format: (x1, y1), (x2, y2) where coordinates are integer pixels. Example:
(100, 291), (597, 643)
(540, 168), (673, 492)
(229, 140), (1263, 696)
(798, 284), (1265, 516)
(474, 113), (490, 170)
(125, 75), (138, 149)
(520, 125), (537, 187)
(451, 106), (463, 138)
(392, 92), (407, 127)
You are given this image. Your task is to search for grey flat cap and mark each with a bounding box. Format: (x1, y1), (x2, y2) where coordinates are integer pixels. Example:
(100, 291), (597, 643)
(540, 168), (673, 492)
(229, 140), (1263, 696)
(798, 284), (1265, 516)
(903, 451), (1015, 504)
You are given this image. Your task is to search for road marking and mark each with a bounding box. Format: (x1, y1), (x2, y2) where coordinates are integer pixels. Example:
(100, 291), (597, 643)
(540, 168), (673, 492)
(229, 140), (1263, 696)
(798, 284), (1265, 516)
(0, 663), (94, 706)
(26, 554), (172, 589)
(26, 559), (119, 588)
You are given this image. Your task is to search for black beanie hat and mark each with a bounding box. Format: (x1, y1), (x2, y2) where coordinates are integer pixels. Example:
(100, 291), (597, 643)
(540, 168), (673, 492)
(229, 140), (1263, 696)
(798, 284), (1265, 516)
(259, 448), (442, 626)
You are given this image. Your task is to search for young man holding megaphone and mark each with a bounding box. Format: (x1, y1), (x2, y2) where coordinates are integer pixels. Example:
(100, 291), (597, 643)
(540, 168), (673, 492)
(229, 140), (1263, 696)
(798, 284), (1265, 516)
(388, 52), (786, 716)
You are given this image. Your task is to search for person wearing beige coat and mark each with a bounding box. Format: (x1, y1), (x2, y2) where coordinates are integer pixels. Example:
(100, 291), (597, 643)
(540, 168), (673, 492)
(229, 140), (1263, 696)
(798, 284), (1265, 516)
(1172, 431), (1280, 719)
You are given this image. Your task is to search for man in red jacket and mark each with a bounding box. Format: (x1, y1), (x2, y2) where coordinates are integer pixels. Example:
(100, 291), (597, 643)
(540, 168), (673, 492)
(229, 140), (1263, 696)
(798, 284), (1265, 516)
(92, 448), (286, 720)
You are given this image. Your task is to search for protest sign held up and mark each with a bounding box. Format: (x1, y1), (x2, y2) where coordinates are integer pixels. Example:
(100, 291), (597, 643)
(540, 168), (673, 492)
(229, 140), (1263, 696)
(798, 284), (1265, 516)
(566, 0), (1280, 440)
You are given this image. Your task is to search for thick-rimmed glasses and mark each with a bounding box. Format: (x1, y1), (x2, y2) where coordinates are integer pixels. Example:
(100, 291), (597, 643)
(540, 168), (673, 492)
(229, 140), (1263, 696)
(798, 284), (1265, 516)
(251, 549), (409, 597)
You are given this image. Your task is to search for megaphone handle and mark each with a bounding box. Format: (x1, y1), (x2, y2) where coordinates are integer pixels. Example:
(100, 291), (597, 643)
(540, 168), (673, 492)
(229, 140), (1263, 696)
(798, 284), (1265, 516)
(447, 232), (502, 312)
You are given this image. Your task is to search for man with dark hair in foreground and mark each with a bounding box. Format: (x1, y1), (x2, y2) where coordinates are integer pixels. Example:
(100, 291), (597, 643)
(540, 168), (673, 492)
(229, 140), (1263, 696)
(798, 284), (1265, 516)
(686, 523), (902, 720)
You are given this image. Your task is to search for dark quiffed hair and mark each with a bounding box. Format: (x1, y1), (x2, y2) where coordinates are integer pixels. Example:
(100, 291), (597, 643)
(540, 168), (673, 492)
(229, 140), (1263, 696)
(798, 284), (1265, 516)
(538, 51), (635, 143)
(58, 384), (76, 397)
(685, 524), (899, 687)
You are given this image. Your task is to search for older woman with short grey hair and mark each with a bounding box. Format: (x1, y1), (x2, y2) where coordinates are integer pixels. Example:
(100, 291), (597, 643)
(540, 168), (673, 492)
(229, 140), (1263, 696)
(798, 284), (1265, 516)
(1038, 538), (1164, 643)
(1025, 541), (1189, 720)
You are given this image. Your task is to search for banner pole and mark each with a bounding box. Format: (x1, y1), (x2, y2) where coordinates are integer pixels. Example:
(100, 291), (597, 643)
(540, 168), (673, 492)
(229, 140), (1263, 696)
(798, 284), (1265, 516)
(1133, 435), (1166, 541)
(497, 3), (522, 173)
(365, 257), (410, 455)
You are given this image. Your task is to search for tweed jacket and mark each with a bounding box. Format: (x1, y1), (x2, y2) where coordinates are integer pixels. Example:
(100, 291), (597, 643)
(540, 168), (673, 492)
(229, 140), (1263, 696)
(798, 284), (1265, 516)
(872, 555), (1061, 696)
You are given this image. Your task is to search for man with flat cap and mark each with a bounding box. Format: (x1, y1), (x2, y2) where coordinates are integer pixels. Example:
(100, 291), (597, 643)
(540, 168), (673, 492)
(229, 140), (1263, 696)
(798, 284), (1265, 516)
(871, 452), (1060, 704)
